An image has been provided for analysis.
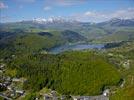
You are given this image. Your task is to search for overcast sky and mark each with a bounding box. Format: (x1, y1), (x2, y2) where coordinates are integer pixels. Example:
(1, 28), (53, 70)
(0, 0), (134, 22)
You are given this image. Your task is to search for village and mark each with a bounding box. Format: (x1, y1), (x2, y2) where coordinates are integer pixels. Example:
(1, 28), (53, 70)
(0, 52), (129, 100)
(0, 62), (110, 100)
(0, 63), (26, 100)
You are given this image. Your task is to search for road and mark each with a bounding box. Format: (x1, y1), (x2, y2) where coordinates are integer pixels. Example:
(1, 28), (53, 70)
(0, 93), (12, 100)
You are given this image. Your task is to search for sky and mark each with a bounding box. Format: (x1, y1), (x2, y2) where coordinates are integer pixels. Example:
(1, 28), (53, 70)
(0, 0), (134, 22)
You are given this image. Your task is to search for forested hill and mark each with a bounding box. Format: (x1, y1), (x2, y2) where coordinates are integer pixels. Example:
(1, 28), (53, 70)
(0, 29), (121, 95)
(6, 51), (121, 95)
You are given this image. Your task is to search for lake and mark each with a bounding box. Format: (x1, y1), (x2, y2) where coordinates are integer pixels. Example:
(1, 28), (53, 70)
(49, 44), (104, 54)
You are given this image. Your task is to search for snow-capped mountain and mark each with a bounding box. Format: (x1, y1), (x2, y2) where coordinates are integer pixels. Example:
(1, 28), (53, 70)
(32, 17), (78, 24)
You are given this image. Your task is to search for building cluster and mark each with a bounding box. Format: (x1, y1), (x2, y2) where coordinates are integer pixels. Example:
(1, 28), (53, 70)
(0, 63), (26, 99)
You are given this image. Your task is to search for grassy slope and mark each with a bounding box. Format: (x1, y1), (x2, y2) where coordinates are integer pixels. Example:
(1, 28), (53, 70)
(14, 30), (67, 51)
(106, 41), (134, 100)
(110, 64), (134, 100)
(93, 28), (134, 43)
(56, 51), (121, 95)
(79, 27), (107, 39)
(13, 29), (88, 53)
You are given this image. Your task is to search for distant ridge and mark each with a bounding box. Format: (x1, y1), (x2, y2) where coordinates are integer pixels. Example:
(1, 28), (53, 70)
(97, 18), (134, 27)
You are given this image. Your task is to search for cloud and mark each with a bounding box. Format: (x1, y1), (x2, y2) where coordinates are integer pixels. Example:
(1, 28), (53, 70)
(71, 8), (134, 22)
(111, 8), (134, 19)
(0, 16), (11, 22)
(16, 0), (35, 3)
(56, 0), (86, 6)
(0, 2), (8, 9)
(44, 6), (52, 11)
(44, 0), (86, 6)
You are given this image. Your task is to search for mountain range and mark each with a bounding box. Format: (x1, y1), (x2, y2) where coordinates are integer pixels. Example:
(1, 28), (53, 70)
(0, 18), (134, 43)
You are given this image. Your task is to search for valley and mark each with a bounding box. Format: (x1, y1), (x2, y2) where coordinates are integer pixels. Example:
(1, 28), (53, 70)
(0, 18), (134, 100)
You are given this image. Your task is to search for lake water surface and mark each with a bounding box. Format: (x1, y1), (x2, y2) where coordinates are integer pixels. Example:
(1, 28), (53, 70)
(49, 44), (104, 54)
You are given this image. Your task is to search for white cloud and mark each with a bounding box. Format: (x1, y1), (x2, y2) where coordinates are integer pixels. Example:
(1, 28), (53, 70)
(16, 0), (35, 3)
(44, 6), (52, 11)
(111, 8), (134, 19)
(84, 11), (97, 17)
(44, 0), (86, 6)
(0, 2), (8, 9)
(56, 0), (85, 6)
(0, 15), (11, 23)
(71, 8), (134, 22)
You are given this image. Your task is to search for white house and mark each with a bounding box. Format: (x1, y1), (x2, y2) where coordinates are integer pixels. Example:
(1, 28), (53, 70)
(16, 90), (25, 95)
(103, 89), (110, 96)
(122, 60), (130, 69)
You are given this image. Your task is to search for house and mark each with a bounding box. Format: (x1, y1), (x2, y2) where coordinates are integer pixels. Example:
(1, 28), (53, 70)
(72, 97), (78, 100)
(11, 55), (15, 58)
(12, 77), (27, 83)
(0, 64), (5, 70)
(108, 53), (113, 56)
(7, 86), (12, 91)
(72, 95), (109, 100)
(0, 64), (5, 68)
(103, 89), (110, 97)
(120, 81), (125, 88)
(12, 78), (21, 82)
(72, 96), (90, 100)
(0, 70), (3, 73)
(51, 90), (57, 97)
(44, 94), (53, 100)
(0, 83), (7, 89)
(16, 90), (25, 95)
(6, 77), (12, 83)
(122, 60), (130, 69)
(60, 95), (66, 100)
(40, 51), (48, 54)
